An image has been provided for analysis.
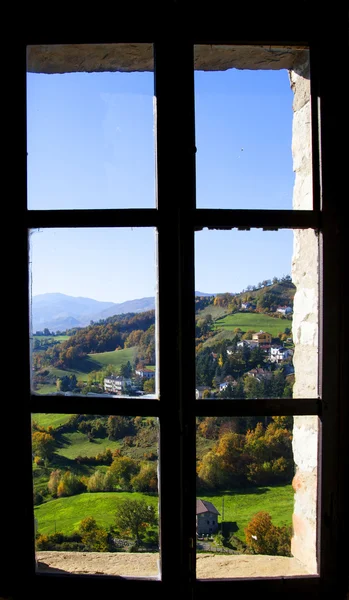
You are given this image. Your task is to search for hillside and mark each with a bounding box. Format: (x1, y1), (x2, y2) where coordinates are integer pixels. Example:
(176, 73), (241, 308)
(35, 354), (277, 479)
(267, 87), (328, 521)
(196, 279), (295, 321)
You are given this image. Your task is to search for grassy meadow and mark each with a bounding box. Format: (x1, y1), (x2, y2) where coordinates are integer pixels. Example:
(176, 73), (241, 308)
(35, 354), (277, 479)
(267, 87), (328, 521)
(212, 312), (292, 338)
(34, 346), (138, 393)
(199, 485), (294, 541)
(34, 491), (159, 535)
(34, 485), (293, 541)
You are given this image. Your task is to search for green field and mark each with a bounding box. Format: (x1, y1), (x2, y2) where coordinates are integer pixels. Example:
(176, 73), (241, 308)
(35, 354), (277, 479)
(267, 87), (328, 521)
(87, 346), (137, 369)
(212, 313), (292, 338)
(34, 491), (159, 535)
(34, 346), (139, 394)
(55, 431), (122, 460)
(33, 335), (70, 342)
(32, 413), (74, 429)
(34, 485), (293, 541)
(199, 485), (294, 541)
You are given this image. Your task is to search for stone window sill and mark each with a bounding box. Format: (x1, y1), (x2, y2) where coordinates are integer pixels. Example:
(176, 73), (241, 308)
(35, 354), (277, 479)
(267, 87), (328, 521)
(37, 551), (315, 579)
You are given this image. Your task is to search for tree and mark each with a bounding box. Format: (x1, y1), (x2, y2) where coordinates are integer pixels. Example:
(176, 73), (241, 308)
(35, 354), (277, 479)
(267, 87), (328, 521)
(114, 499), (157, 544)
(130, 464), (158, 492)
(120, 361), (133, 378)
(143, 378), (155, 393)
(108, 455), (139, 490)
(47, 469), (62, 497)
(56, 471), (86, 497)
(32, 431), (55, 460)
(78, 517), (109, 551)
(245, 511), (291, 556)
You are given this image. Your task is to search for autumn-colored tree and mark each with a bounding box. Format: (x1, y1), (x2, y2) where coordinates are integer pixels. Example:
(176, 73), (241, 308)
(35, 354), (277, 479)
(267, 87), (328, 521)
(32, 431), (55, 460)
(108, 455), (140, 490)
(57, 471), (86, 497)
(198, 417), (220, 439)
(78, 517), (109, 551)
(245, 511), (291, 556)
(114, 499), (157, 544)
(130, 464), (158, 492)
(143, 378), (155, 393)
(197, 451), (229, 489)
(124, 329), (144, 348)
(47, 469), (62, 497)
(241, 330), (256, 340)
(87, 470), (107, 493)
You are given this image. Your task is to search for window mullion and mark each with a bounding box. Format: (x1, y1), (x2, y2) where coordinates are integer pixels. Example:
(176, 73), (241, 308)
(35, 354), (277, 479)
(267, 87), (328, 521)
(155, 40), (196, 590)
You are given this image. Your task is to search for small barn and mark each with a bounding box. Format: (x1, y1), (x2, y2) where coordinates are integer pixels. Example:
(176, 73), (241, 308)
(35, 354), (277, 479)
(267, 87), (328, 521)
(196, 498), (220, 536)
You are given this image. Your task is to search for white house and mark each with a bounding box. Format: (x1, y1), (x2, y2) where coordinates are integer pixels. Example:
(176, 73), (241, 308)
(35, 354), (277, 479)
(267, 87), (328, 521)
(104, 376), (132, 394)
(276, 305), (293, 314)
(270, 346), (293, 362)
(135, 368), (155, 379)
(237, 339), (259, 349)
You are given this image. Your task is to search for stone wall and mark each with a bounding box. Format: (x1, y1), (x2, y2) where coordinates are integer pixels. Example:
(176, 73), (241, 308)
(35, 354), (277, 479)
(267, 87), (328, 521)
(290, 54), (319, 573)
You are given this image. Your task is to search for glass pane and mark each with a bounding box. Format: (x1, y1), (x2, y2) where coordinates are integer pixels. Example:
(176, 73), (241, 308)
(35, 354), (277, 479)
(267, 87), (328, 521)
(27, 44), (155, 209)
(30, 228), (158, 398)
(194, 46), (311, 210)
(195, 229), (319, 399)
(33, 413), (160, 578)
(196, 415), (318, 578)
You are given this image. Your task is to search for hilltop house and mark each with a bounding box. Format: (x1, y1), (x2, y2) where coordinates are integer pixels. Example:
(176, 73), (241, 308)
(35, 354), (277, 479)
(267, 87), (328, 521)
(247, 368), (272, 382)
(135, 368), (155, 379)
(104, 376), (132, 394)
(277, 305), (293, 314)
(270, 345), (293, 363)
(252, 330), (272, 345)
(196, 499), (220, 536)
(236, 339), (259, 350)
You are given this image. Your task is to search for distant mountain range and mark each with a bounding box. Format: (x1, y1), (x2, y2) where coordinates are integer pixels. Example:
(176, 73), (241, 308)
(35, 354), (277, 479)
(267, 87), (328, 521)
(32, 291), (213, 332)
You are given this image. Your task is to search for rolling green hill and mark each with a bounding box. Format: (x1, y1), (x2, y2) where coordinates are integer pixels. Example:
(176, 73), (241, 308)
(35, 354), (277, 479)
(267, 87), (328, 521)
(87, 346), (137, 369)
(32, 414), (75, 429)
(55, 431), (122, 460)
(34, 346), (139, 394)
(212, 313), (291, 338)
(34, 485), (293, 541)
(199, 484), (294, 541)
(34, 491), (159, 535)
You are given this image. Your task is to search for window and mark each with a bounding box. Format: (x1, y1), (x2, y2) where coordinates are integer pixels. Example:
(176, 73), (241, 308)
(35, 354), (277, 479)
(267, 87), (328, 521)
(9, 17), (348, 600)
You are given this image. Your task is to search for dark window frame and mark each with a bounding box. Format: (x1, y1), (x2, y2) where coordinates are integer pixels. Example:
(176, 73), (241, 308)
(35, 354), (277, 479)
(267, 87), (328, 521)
(12, 20), (347, 600)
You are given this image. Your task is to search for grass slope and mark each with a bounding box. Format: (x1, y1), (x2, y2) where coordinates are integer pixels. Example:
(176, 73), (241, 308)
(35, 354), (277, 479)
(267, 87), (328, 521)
(35, 491), (159, 535)
(56, 432), (122, 460)
(35, 347), (139, 393)
(199, 485), (294, 541)
(212, 313), (292, 338)
(32, 414), (75, 429)
(34, 485), (293, 541)
(88, 346), (137, 369)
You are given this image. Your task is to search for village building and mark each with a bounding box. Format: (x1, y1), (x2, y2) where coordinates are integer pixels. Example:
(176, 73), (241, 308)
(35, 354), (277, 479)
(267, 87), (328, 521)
(196, 499), (220, 536)
(104, 376), (132, 394)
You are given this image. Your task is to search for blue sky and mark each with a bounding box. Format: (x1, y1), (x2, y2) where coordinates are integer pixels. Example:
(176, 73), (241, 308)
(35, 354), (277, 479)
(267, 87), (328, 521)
(27, 65), (295, 302)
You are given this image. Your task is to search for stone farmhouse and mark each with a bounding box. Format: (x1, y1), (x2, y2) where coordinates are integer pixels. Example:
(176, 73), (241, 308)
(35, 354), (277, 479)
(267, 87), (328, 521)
(196, 499), (220, 536)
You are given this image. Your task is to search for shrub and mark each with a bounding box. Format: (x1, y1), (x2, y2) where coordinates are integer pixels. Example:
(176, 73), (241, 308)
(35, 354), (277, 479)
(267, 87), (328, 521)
(245, 511), (291, 557)
(78, 517), (109, 551)
(33, 491), (44, 505)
